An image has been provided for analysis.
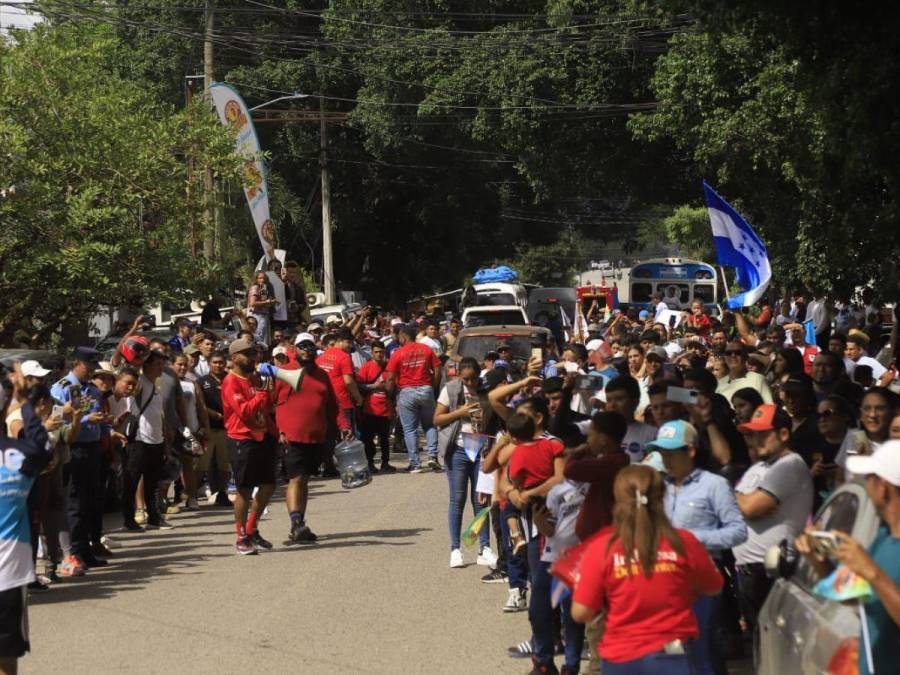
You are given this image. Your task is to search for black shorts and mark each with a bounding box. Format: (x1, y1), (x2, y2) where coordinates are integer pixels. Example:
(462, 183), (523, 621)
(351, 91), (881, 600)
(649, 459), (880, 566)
(227, 436), (277, 489)
(0, 586), (29, 658)
(283, 442), (322, 479)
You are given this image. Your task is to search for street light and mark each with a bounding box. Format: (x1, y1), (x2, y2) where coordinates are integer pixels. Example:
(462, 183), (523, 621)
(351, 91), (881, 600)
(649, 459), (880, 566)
(249, 93), (309, 111)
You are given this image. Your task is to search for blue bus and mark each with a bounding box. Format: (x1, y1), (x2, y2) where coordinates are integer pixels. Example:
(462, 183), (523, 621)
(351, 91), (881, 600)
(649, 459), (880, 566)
(626, 258), (719, 309)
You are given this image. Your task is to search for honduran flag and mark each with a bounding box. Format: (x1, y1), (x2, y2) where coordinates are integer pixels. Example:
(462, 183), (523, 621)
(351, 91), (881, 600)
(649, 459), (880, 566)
(703, 181), (772, 309)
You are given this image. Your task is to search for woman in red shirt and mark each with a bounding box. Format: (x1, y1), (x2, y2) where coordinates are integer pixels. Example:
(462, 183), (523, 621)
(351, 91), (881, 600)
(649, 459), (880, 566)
(571, 465), (723, 674)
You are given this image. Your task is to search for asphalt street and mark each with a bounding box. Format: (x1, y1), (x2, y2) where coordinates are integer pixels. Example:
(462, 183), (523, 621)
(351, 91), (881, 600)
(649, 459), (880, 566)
(24, 467), (530, 674)
(24, 464), (755, 674)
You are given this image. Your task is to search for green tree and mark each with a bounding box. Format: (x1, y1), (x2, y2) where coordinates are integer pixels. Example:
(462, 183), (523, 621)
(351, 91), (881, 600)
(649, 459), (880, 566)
(0, 22), (240, 345)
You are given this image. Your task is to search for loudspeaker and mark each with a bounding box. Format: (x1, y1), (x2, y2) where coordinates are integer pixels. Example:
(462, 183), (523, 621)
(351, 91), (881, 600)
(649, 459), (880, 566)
(258, 363), (304, 391)
(307, 292), (326, 308)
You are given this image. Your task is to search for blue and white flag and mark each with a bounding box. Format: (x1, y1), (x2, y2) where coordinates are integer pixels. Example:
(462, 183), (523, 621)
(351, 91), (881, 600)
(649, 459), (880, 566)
(703, 181), (771, 309)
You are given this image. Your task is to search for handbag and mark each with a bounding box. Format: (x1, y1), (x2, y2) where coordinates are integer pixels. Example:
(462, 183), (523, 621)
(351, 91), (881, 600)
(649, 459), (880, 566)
(123, 386), (156, 444)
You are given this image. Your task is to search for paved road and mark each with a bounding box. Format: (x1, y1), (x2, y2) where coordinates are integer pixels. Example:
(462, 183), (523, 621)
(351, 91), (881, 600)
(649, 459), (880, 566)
(25, 468), (529, 674)
(25, 466), (755, 674)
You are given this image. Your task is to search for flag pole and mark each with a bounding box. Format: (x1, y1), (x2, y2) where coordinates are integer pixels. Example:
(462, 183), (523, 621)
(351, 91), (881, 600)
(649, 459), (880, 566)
(859, 600), (875, 674)
(718, 265), (732, 307)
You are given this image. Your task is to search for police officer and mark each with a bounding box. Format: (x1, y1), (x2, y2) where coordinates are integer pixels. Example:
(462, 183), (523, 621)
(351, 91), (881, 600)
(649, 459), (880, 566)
(50, 347), (110, 568)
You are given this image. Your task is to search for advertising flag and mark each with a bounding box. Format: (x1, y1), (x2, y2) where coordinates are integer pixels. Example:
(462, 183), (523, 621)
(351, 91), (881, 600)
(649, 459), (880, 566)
(209, 83), (275, 262)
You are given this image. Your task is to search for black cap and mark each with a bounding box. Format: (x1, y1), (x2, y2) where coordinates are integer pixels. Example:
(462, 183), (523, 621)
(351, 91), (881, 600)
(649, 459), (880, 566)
(73, 346), (102, 366)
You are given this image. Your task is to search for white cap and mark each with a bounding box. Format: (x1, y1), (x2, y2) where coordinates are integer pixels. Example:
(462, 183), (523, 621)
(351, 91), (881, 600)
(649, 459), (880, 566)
(294, 332), (316, 345)
(325, 314), (342, 325)
(847, 441), (900, 487)
(272, 346), (289, 357)
(390, 318), (403, 327)
(307, 322), (323, 331)
(21, 360), (50, 378)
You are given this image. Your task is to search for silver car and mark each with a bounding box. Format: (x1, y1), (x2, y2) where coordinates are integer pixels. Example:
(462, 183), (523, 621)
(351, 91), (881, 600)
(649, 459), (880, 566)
(757, 481), (880, 674)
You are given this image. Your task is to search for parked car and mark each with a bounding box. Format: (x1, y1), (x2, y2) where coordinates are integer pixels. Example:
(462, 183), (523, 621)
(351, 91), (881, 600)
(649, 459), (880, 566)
(461, 305), (529, 328)
(0, 349), (58, 368)
(757, 481), (880, 675)
(442, 325), (552, 384)
(309, 303), (363, 326)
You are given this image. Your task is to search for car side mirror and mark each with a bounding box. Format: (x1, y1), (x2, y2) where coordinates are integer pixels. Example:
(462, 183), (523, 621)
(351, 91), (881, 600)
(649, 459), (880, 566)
(764, 538), (798, 579)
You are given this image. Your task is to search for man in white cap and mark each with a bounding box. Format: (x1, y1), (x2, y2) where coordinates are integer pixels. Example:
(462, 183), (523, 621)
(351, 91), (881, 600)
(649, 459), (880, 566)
(796, 440), (900, 675)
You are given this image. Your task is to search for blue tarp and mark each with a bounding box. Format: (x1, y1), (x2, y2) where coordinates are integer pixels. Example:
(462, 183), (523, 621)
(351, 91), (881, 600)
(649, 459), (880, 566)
(473, 266), (519, 283)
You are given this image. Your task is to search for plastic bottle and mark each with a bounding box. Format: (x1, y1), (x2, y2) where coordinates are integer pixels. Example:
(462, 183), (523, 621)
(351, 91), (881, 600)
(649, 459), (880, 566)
(333, 438), (372, 489)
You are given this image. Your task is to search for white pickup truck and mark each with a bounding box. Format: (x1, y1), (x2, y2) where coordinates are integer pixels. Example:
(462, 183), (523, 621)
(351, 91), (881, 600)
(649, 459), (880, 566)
(461, 305), (529, 328)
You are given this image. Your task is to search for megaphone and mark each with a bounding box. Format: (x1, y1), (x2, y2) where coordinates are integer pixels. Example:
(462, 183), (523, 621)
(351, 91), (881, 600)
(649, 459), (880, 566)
(258, 363), (304, 391)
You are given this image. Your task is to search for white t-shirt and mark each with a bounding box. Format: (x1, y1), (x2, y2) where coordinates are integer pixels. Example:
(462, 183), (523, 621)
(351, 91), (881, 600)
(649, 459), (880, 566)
(541, 480), (588, 563)
(733, 453), (813, 565)
(850, 355), (887, 380)
(835, 429), (884, 481)
(622, 421), (658, 464)
(180, 380), (200, 433)
(135, 376), (165, 445)
(437, 384), (480, 436)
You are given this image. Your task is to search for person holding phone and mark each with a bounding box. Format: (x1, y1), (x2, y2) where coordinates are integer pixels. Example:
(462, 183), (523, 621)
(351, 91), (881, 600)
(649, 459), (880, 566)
(49, 347), (110, 570)
(795, 441), (900, 675)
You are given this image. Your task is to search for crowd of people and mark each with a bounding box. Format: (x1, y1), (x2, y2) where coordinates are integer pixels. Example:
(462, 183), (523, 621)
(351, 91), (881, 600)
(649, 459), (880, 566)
(1, 283), (899, 674)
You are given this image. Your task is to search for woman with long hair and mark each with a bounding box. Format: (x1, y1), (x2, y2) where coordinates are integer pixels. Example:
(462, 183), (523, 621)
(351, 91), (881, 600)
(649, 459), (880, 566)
(571, 465), (723, 674)
(246, 270), (277, 345)
(771, 347), (805, 395)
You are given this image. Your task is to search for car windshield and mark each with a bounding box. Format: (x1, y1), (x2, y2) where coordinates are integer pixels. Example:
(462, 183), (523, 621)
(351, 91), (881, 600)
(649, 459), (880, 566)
(465, 310), (526, 327)
(475, 293), (516, 307)
(457, 335), (533, 362)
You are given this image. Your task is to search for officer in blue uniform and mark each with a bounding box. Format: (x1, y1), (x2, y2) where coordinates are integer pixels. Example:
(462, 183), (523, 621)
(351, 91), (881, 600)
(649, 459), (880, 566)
(50, 347), (109, 567)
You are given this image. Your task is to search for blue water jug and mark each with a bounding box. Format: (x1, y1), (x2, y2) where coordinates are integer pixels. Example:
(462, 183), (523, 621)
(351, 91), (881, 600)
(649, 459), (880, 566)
(333, 439), (371, 489)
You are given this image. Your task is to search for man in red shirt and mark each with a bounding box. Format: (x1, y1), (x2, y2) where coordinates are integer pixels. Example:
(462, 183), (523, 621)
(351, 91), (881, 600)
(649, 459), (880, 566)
(275, 339), (350, 544)
(316, 327), (363, 434)
(221, 337), (278, 555)
(357, 341), (396, 473)
(385, 325), (441, 472)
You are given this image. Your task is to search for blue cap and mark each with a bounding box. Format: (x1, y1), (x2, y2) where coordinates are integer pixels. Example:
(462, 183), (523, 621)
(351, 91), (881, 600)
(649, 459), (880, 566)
(493, 359), (510, 370)
(646, 420), (698, 451)
(73, 346), (102, 365)
(638, 310), (650, 319)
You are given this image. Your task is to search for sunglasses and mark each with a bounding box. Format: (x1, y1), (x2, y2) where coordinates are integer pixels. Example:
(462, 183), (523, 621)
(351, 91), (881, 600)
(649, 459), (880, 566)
(816, 409), (837, 419)
(724, 350), (745, 357)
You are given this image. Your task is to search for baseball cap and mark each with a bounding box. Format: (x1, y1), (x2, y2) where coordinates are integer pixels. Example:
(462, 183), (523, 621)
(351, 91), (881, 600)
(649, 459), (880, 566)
(228, 337), (256, 356)
(846, 441), (900, 487)
(647, 420), (699, 451)
(296, 339), (317, 352)
(92, 362), (117, 379)
(645, 346), (668, 362)
(496, 341), (511, 351)
(21, 360), (50, 378)
(493, 359), (510, 370)
(587, 323), (603, 333)
(272, 346), (289, 358)
(390, 318), (404, 327)
(737, 403), (793, 433)
(183, 344), (200, 356)
(638, 310), (650, 320)
(325, 314), (342, 325)
(73, 346), (102, 366)
(307, 322), (324, 332)
(294, 332), (316, 345)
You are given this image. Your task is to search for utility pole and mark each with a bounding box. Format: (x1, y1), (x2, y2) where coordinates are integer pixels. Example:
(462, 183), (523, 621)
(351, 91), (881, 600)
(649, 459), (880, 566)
(320, 95), (336, 304)
(202, 0), (216, 261)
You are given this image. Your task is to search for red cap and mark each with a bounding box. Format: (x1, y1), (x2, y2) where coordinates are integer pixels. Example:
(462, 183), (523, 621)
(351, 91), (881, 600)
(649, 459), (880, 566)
(737, 403), (792, 433)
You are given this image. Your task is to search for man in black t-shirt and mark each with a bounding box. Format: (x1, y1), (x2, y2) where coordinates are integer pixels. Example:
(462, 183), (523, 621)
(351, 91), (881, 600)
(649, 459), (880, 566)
(198, 351), (231, 506)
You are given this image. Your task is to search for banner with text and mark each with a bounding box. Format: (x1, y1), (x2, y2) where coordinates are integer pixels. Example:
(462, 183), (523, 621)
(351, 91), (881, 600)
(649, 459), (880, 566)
(209, 83), (275, 262)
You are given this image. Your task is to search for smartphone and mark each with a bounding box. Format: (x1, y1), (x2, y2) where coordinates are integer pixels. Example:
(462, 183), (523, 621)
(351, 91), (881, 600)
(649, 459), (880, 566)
(531, 347), (543, 362)
(52, 404), (65, 419)
(810, 531), (838, 558)
(68, 383), (81, 401)
(667, 386), (699, 405)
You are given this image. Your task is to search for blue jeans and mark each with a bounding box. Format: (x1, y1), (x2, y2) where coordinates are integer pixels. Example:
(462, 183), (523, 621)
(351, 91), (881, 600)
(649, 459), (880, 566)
(397, 385), (437, 465)
(602, 644), (696, 675)
(692, 594), (725, 675)
(499, 504), (528, 591)
(445, 445), (489, 551)
(530, 557), (585, 671)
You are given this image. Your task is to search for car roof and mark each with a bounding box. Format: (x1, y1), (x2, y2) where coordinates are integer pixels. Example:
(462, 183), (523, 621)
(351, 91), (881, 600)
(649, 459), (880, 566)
(454, 326), (550, 338)
(0, 349), (58, 367)
(462, 305), (526, 313)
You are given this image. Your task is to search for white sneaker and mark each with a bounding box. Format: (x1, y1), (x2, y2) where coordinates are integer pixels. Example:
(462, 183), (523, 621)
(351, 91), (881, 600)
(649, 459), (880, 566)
(449, 548), (464, 568)
(476, 546), (498, 568)
(503, 587), (527, 613)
